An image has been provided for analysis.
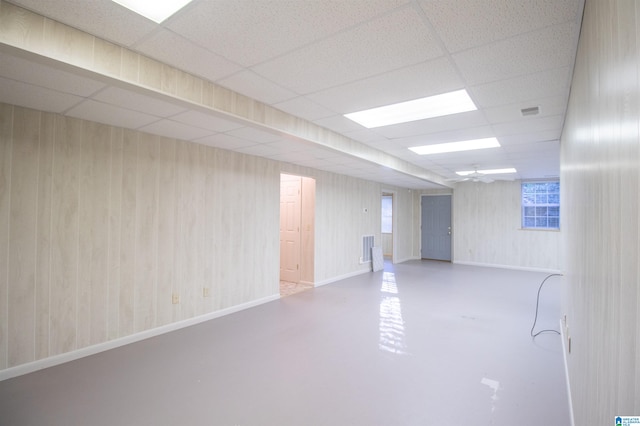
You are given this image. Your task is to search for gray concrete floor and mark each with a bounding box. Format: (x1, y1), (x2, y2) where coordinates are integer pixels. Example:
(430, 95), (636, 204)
(0, 260), (570, 426)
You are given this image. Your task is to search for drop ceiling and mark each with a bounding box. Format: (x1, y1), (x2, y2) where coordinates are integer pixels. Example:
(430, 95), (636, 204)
(0, 0), (584, 189)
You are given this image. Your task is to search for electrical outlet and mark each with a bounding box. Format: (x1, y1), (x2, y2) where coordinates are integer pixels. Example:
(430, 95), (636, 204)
(172, 293), (180, 304)
(203, 287), (210, 298)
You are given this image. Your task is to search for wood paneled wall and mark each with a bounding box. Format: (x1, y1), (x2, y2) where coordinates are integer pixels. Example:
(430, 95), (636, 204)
(561, 0), (640, 422)
(0, 103), (418, 373)
(452, 181), (561, 271)
(0, 103), (281, 370)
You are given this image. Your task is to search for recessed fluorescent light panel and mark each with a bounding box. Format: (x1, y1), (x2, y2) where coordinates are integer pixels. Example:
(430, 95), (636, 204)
(344, 89), (477, 128)
(112, 0), (193, 23)
(456, 168), (517, 176)
(409, 137), (500, 155)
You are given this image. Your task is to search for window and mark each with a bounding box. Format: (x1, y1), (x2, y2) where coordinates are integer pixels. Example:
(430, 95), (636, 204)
(522, 181), (560, 230)
(381, 195), (393, 233)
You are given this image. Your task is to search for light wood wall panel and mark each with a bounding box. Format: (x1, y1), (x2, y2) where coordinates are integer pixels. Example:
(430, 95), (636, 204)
(0, 104), (12, 370)
(0, 102), (418, 373)
(35, 113), (54, 360)
(107, 128), (123, 341)
(8, 107), (39, 366)
(561, 0), (640, 423)
(452, 181), (561, 271)
(50, 115), (82, 356)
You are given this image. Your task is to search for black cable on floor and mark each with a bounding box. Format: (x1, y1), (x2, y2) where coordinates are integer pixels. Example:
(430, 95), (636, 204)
(530, 273), (563, 338)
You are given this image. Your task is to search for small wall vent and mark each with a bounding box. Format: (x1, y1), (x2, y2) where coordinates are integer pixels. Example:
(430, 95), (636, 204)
(361, 235), (375, 263)
(521, 106), (540, 116)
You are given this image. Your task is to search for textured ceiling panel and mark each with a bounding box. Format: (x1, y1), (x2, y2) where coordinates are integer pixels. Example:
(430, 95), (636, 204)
(10, 0), (157, 46)
(272, 97), (335, 122)
(171, 110), (244, 133)
(373, 111), (489, 140)
(482, 95), (568, 125)
(217, 70), (297, 105)
(0, 51), (105, 96)
(313, 115), (367, 134)
(93, 86), (187, 117)
(195, 133), (257, 151)
(492, 115), (565, 139)
(167, 0), (411, 67)
(139, 119), (214, 140)
(225, 126), (282, 144)
(420, 0), (582, 53)
(0, 0), (585, 186)
(134, 29), (242, 83)
(453, 22), (580, 86)
(66, 99), (159, 129)
(0, 76), (83, 113)
(469, 67), (572, 108)
(251, 5), (442, 94)
(307, 57), (463, 114)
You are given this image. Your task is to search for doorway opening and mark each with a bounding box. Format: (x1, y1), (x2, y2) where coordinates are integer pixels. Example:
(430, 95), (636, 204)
(381, 192), (394, 262)
(279, 173), (316, 297)
(420, 194), (452, 261)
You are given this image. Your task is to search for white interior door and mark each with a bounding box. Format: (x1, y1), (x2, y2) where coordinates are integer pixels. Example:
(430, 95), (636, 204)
(421, 195), (452, 261)
(280, 175), (301, 283)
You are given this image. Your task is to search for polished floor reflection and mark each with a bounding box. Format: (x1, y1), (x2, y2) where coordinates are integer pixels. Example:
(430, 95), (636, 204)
(0, 260), (570, 426)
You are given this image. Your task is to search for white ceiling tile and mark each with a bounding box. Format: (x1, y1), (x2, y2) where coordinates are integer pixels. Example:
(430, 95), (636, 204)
(264, 140), (307, 153)
(503, 140), (559, 154)
(393, 125), (496, 148)
(273, 97), (335, 122)
(195, 133), (257, 150)
(453, 23), (580, 85)
(252, 5), (442, 94)
(225, 126), (282, 144)
(93, 86), (187, 117)
(0, 76), (83, 113)
(66, 99), (158, 129)
(10, 0), (157, 46)
(171, 110), (244, 133)
(498, 130), (561, 146)
(483, 96), (568, 125)
(138, 119), (214, 141)
(343, 129), (389, 144)
(470, 67), (572, 108)
(167, 0), (410, 67)
(492, 115), (564, 138)
(0, 52), (105, 97)
(2, 0), (584, 186)
(235, 143), (282, 157)
(135, 29), (242, 82)
(307, 57), (463, 114)
(420, 0), (582, 53)
(374, 111), (489, 139)
(313, 115), (366, 134)
(217, 70), (297, 105)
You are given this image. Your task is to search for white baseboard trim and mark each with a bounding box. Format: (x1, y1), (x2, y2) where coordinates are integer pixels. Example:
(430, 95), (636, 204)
(560, 319), (575, 426)
(453, 260), (562, 274)
(314, 268), (370, 287)
(393, 256), (421, 264)
(0, 293), (280, 382)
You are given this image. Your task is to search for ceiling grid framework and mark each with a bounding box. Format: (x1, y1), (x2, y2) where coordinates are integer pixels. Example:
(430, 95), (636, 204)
(0, 0), (584, 189)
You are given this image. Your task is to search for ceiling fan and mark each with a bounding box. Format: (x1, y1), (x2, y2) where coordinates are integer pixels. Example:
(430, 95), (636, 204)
(447, 166), (515, 184)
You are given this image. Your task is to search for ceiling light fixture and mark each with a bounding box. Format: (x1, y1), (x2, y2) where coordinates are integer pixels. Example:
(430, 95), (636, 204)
(456, 168), (517, 176)
(409, 137), (500, 155)
(112, 0), (193, 23)
(344, 89), (477, 128)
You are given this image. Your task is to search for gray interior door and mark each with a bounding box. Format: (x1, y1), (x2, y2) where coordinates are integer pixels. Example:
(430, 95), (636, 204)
(421, 195), (452, 261)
